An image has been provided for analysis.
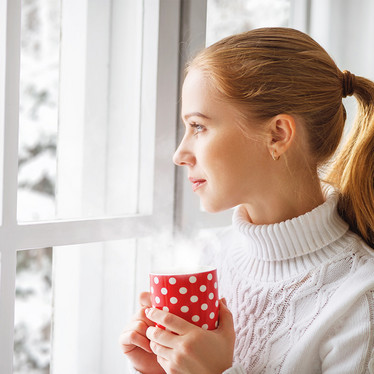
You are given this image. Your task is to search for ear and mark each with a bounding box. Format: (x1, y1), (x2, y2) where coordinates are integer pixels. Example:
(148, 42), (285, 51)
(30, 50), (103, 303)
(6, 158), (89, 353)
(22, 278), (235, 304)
(267, 114), (296, 159)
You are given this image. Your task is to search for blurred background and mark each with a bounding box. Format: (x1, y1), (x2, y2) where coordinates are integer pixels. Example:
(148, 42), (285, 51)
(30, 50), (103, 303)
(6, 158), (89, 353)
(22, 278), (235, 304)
(1, 0), (373, 373)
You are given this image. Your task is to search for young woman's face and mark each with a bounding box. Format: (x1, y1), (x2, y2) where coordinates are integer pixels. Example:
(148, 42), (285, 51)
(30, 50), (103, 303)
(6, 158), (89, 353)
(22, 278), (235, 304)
(173, 68), (270, 213)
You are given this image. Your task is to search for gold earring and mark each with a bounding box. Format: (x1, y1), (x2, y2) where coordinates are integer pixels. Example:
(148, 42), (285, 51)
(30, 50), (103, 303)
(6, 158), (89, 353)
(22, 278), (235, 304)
(272, 150), (280, 161)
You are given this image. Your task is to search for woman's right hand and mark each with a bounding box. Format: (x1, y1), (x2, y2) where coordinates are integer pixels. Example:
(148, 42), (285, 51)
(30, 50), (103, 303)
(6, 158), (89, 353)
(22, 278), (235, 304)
(119, 292), (165, 374)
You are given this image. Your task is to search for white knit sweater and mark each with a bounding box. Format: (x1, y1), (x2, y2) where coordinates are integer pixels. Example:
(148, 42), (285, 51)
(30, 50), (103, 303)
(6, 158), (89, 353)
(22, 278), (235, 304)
(217, 186), (374, 374)
(129, 186), (374, 373)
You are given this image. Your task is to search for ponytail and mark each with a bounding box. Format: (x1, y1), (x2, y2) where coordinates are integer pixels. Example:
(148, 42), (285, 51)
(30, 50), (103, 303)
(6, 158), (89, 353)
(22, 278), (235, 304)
(327, 75), (374, 247)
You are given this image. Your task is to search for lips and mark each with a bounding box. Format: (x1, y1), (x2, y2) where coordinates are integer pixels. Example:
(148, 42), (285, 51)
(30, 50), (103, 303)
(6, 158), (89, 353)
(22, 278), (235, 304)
(189, 177), (207, 192)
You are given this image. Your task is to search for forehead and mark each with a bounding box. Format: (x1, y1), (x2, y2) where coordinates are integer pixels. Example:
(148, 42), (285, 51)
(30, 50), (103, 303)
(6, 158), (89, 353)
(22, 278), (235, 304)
(181, 68), (248, 129)
(182, 68), (209, 92)
(181, 69), (221, 117)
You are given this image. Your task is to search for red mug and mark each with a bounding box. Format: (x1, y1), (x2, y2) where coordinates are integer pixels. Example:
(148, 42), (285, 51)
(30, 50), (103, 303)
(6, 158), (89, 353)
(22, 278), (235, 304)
(150, 266), (219, 330)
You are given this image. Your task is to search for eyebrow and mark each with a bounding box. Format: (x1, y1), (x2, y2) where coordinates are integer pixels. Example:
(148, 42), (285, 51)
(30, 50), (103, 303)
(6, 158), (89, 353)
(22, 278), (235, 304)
(182, 112), (211, 121)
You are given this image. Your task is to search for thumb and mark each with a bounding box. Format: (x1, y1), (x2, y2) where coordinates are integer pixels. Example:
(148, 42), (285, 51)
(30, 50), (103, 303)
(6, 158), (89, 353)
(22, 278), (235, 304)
(217, 298), (234, 333)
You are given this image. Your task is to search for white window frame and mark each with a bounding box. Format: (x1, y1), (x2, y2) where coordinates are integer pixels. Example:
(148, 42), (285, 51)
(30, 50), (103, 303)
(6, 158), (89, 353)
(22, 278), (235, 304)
(0, 0), (183, 373)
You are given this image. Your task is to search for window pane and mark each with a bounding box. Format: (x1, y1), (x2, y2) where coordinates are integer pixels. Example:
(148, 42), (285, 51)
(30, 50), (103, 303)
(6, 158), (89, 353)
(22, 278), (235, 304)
(17, 0), (154, 222)
(17, 0), (60, 222)
(13, 238), (153, 374)
(14, 247), (52, 374)
(206, 0), (291, 46)
(52, 239), (152, 374)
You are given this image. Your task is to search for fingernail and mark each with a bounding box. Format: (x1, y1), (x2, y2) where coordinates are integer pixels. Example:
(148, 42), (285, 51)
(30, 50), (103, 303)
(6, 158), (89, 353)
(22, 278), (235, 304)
(145, 308), (151, 316)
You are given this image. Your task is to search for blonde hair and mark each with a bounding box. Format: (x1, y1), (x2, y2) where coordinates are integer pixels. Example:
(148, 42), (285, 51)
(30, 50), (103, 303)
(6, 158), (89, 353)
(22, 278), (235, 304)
(187, 27), (374, 247)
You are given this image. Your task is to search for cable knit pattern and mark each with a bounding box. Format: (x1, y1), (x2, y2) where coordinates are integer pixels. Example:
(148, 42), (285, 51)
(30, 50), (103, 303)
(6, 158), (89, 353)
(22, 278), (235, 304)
(214, 186), (374, 373)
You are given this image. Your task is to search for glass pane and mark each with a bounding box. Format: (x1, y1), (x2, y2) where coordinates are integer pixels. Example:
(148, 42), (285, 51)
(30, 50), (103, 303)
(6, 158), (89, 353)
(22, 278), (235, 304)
(17, 0), (153, 222)
(17, 0), (60, 221)
(14, 248), (53, 374)
(13, 239), (150, 374)
(206, 0), (291, 46)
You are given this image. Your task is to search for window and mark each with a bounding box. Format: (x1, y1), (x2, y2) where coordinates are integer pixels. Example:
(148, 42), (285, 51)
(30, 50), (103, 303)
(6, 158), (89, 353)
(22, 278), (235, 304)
(1, 0), (181, 373)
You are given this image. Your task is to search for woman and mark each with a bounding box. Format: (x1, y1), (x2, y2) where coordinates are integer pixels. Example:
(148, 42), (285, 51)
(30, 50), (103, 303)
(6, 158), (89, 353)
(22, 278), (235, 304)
(119, 27), (374, 374)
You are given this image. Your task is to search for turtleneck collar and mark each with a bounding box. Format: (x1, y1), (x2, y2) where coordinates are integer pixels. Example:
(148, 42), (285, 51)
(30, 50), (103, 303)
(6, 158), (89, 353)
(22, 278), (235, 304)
(232, 185), (349, 262)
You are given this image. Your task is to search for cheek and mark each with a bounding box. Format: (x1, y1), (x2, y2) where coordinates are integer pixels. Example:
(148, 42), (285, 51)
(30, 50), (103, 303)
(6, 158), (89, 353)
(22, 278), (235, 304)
(209, 138), (267, 184)
(200, 141), (233, 175)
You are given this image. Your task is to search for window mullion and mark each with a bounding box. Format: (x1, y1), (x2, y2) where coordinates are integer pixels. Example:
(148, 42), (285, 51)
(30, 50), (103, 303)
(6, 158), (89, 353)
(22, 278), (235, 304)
(151, 0), (181, 233)
(14, 215), (158, 249)
(0, 0), (22, 373)
(0, 247), (17, 374)
(1, 0), (20, 228)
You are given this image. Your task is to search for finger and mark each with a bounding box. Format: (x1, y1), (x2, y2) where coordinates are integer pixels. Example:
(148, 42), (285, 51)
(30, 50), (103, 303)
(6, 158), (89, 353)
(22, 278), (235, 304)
(150, 340), (173, 361)
(145, 307), (194, 335)
(119, 328), (152, 354)
(120, 320), (152, 352)
(139, 291), (151, 307)
(132, 307), (155, 327)
(146, 326), (179, 349)
(217, 299), (235, 334)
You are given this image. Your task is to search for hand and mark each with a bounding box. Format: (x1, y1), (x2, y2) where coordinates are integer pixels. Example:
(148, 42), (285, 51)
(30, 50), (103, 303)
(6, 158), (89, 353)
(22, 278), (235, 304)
(145, 299), (235, 374)
(119, 292), (165, 374)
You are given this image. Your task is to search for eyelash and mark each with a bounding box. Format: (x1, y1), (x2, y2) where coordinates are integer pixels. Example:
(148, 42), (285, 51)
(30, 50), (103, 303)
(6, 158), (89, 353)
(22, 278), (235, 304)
(190, 123), (205, 135)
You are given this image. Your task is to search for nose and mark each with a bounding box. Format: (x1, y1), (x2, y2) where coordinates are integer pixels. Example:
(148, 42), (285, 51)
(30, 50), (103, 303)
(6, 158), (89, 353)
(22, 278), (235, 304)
(173, 136), (195, 167)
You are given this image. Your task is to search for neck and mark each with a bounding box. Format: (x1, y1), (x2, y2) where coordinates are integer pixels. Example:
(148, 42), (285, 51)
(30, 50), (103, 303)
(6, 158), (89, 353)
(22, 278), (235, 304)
(243, 172), (324, 225)
(232, 184), (350, 281)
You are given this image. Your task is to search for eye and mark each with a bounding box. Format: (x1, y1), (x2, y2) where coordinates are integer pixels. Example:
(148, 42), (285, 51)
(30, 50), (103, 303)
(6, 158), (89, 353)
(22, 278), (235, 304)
(190, 123), (205, 135)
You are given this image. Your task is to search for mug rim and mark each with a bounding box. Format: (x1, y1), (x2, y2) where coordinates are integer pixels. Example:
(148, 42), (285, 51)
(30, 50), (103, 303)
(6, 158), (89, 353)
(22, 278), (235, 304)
(150, 265), (216, 276)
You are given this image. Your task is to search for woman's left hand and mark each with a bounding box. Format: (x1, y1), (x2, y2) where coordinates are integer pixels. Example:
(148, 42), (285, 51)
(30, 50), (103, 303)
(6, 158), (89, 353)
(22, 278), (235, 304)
(145, 299), (235, 374)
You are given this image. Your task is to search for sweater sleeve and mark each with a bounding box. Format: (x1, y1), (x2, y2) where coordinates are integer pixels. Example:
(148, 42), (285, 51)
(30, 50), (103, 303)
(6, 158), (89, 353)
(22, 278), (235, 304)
(320, 291), (374, 374)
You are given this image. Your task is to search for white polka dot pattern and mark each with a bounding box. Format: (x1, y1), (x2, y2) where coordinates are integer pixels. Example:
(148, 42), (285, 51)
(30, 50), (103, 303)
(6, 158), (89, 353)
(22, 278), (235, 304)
(190, 295), (198, 303)
(189, 276), (197, 283)
(150, 269), (219, 330)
